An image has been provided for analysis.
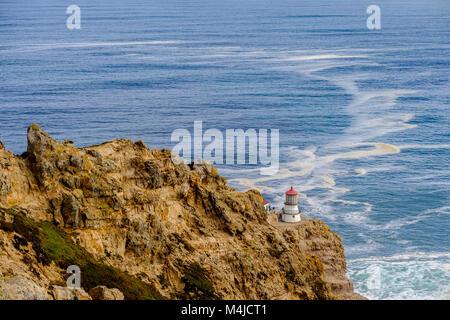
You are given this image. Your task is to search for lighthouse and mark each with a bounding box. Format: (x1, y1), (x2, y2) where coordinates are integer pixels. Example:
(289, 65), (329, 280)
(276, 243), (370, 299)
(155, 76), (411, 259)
(281, 186), (301, 223)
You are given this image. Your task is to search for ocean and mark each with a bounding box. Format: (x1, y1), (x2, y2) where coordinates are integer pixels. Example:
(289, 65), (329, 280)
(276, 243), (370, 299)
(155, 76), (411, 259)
(0, 0), (449, 299)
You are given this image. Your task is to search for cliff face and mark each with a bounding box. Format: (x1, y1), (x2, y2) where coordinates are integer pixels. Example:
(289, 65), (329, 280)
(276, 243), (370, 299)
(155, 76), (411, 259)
(0, 124), (363, 300)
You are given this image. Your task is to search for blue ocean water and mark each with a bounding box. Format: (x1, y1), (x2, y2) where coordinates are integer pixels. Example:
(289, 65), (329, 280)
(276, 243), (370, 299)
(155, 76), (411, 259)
(0, 0), (449, 299)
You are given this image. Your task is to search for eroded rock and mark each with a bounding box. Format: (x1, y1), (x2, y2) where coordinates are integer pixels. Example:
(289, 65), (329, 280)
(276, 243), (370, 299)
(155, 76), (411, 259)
(89, 286), (124, 300)
(27, 124), (59, 161)
(53, 286), (91, 300)
(2, 276), (51, 300)
(61, 193), (82, 228)
(0, 173), (11, 196)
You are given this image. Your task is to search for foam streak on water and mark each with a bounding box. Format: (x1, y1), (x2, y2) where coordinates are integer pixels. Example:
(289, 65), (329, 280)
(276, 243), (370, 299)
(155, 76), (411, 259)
(225, 49), (449, 299)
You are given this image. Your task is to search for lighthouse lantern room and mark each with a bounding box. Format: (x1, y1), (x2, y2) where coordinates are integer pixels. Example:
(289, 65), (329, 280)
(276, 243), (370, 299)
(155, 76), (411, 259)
(281, 186), (301, 223)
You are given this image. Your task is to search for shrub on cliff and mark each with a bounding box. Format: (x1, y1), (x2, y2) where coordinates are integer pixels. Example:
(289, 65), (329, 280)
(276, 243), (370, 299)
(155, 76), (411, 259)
(0, 208), (164, 300)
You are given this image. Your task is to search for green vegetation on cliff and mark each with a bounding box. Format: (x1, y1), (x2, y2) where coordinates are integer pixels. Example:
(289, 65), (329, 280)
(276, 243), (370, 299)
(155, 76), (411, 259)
(0, 208), (164, 300)
(181, 262), (216, 299)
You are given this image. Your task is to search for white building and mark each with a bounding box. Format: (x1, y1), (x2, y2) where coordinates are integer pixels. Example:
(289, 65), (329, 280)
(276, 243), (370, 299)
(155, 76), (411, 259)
(281, 186), (301, 223)
(263, 199), (270, 211)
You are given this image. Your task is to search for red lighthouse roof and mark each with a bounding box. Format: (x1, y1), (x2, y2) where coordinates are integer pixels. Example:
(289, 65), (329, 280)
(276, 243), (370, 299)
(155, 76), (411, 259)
(285, 186), (298, 195)
(263, 199), (270, 205)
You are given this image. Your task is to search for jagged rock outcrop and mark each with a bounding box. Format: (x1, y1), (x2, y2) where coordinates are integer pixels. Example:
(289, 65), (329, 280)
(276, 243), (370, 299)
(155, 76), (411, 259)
(0, 124), (363, 300)
(2, 276), (51, 300)
(272, 217), (366, 299)
(52, 286), (91, 300)
(89, 286), (124, 300)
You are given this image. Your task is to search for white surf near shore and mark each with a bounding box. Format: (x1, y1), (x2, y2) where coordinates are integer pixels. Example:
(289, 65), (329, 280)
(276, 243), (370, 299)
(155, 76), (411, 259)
(348, 252), (450, 300)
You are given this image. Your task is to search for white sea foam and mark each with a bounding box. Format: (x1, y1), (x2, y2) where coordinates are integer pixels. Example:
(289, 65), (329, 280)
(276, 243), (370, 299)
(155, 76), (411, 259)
(399, 144), (450, 150)
(348, 252), (450, 299)
(422, 206), (450, 215)
(4, 40), (188, 53)
(332, 199), (372, 212)
(355, 168), (367, 175)
(321, 142), (400, 162)
(229, 139), (401, 201)
(280, 54), (367, 61)
(350, 251), (450, 262)
(377, 210), (436, 230)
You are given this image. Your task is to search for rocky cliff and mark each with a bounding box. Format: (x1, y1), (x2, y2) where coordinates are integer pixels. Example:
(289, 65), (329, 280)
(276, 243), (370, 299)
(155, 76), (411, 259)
(0, 124), (364, 300)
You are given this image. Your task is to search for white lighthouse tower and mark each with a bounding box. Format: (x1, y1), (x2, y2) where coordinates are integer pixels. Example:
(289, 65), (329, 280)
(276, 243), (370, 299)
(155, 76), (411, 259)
(281, 186), (301, 223)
